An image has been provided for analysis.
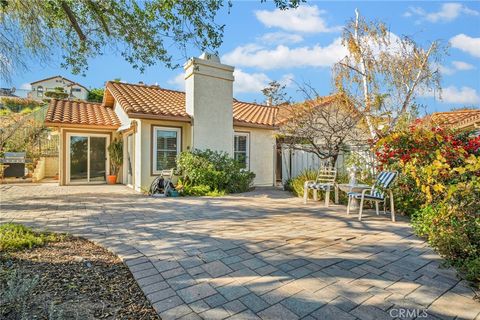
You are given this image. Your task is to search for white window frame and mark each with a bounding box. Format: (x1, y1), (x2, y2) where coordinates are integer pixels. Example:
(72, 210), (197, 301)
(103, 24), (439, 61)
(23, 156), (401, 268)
(234, 132), (250, 170)
(152, 126), (181, 174)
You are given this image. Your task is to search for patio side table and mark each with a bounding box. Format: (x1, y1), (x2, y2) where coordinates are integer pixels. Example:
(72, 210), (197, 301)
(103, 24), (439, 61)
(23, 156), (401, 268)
(336, 183), (371, 210)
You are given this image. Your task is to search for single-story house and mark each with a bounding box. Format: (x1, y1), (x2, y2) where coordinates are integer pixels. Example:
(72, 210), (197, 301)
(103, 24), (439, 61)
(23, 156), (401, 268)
(45, 53), (279, 191)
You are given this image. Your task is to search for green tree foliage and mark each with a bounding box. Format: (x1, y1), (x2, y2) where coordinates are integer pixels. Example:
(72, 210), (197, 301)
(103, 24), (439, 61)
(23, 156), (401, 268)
(87, 88), (104, 103)
(1, 0), (304, 82)
(261, 80), (289, 106)
(43, 87), (69, 99)
(107, 138), (123, 176)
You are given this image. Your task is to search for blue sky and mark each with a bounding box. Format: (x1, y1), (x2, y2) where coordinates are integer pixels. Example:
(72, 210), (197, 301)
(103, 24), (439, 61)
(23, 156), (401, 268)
(8, 1), (480, 113)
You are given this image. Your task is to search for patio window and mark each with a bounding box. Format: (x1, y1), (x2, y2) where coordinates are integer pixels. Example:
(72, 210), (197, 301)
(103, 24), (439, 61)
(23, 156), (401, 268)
(152, 126), (181, 174)
(234, 132), (249, 169)
(37, 86), (44, 97)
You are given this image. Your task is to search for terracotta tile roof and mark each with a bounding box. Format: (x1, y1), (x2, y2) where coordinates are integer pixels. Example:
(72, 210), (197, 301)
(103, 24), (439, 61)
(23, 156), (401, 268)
(233, 101), (277, 127)
(45, 99), (120, 128)
(105, 82), (278, 127)
(430, 109), (480, 128)
(106, 82), (188, 119)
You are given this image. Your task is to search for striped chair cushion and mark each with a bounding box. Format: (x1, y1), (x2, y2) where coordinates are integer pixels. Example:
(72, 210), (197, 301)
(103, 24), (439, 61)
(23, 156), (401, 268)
(351, 192), (384, 200)
(306, 182), (332, 190)
(375, 171), (397, 189)
(348, 171), (397, 201)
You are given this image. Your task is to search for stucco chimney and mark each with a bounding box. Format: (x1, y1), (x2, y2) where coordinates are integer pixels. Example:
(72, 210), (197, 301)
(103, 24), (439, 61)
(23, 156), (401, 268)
(184, 53), (234, 155)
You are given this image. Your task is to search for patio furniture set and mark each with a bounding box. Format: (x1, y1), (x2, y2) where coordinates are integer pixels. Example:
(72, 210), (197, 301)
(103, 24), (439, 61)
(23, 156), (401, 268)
(303, 167), (397, 222)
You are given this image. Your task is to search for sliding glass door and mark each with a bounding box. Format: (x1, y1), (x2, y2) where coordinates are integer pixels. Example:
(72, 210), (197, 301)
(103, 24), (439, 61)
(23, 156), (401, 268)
(68, 134), (109, 184)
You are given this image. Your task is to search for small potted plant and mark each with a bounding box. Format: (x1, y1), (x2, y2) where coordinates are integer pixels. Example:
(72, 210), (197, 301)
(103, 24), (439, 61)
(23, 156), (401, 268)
(107, 138), (123, 184)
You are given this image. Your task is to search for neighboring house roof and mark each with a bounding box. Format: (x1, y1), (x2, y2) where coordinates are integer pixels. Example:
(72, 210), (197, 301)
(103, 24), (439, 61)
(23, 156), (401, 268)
(31, 75), (74, 85)
(45, 99), (120, 128)
(430, 109), (480, 129)
(275, 94), (343, 125)
(104, 82), (278, 128)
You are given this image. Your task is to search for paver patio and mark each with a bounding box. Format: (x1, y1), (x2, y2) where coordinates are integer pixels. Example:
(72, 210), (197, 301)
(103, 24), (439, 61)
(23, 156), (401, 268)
(1, 183), (479, 320)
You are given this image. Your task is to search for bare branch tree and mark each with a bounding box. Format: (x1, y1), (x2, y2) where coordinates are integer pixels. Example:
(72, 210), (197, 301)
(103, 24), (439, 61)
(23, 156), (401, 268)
(277, 85), (367, 166)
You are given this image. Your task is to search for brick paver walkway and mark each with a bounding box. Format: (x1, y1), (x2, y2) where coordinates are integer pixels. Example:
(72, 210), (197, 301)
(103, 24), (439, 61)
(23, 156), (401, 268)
(1, 183), (479, 320)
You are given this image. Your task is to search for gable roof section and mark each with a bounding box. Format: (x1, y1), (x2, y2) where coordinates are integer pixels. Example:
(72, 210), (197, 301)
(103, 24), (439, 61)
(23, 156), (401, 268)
(104, 82), (278, 128)
(31, 75), (74, 85)
(430, 109), (480, 129)
(45, 99), (120, 129)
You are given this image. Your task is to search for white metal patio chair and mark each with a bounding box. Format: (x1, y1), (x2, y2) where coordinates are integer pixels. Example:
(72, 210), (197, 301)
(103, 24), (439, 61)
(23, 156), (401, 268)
(303, 167), (337, 207)
(346, 171), (398, 222)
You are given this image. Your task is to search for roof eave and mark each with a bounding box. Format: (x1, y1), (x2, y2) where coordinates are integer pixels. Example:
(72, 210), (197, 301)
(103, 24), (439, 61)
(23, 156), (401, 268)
(233, 120), (276, 130)
(127, 112), (191, 122)
(45, 122), (119, 130)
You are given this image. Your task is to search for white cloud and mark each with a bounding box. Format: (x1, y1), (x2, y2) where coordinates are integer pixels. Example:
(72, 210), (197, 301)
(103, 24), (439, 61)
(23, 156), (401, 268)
(255, 5), (341, 33)
(257, 32), (303, 45)
(167, 69), (293, 95)
(20, 83), (31, 90)
(404, 3), (479, 23)
(450, 34), (480, 57)
(438, 65), (455, 75)
(437, 60), (476, 76)
(442, 86), (480, 104)
(233, 69), (270, 94)
(452, 60), (475, 71)
(423, 85), (480, 105)
(279, 73), (295, 87)
(222, 38), (347, 70)
(168, 73), (185, 90)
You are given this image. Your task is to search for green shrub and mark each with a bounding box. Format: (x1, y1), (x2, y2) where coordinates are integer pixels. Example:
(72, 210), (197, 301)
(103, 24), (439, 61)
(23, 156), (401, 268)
(176, 149), (255, 194)
(87, 88), (104, 102)
(287, 169), (318, 198)
(181, 184), (226, 197)
(413, 199), (480, 282)
(0, 223), (61, 252)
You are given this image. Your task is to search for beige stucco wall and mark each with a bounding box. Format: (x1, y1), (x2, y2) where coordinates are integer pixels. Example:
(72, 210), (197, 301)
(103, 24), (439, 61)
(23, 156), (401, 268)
(114, 102), (131, 127)
(44, 156), (58, 177)
(185, 56), (234, 155)
(234, 126), (275, 186)
(132, 118), (191, 192)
